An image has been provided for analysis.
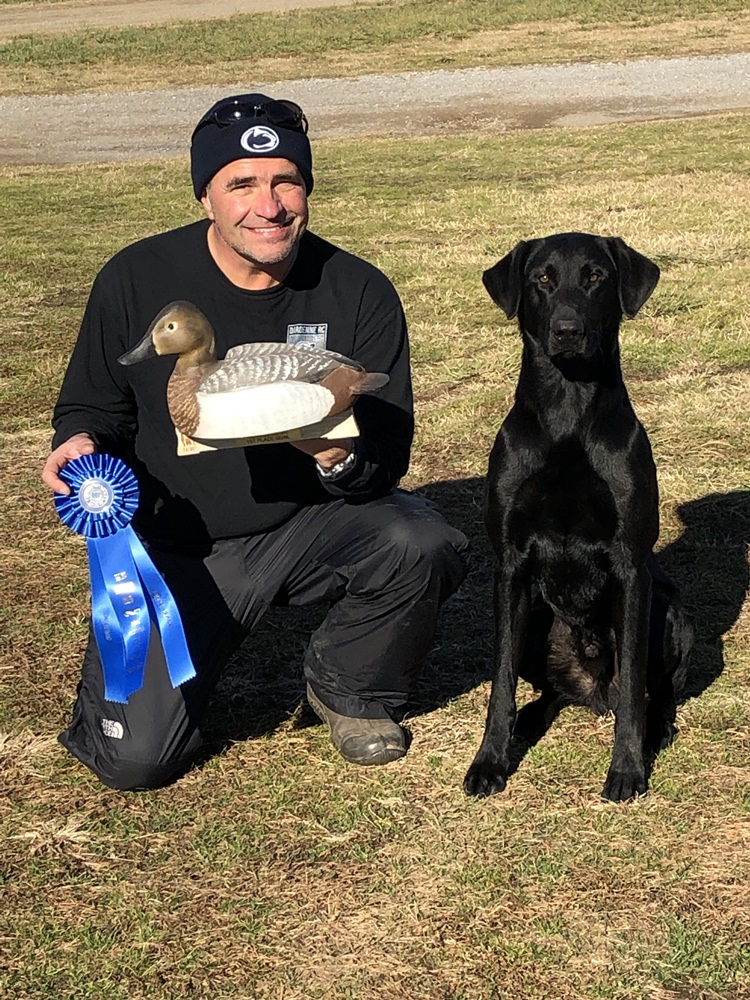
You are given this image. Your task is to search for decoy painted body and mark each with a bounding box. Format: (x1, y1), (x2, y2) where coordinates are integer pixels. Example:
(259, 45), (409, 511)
(118, 301), (389, 440)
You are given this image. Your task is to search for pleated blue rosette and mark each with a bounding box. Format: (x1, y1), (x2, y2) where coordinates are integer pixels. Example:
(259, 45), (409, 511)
(55, 454), (196, 703)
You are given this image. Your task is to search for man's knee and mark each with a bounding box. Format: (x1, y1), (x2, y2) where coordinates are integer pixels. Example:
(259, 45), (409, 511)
(59, 729), (194, 792)
(371, 493), (471, 593)
(98, 756), (189, 792)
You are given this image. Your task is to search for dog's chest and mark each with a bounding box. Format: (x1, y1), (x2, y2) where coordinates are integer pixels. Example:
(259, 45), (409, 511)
(503, 443), (618, 618)
(507, 442), (617, 549)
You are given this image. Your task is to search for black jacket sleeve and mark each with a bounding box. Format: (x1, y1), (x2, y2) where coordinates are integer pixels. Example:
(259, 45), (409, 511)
(317, 272), (414, 501)
(51, 269), (137, 453)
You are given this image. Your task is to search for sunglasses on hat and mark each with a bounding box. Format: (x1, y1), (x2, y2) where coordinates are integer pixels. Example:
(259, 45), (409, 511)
(192, 98), (309, 138)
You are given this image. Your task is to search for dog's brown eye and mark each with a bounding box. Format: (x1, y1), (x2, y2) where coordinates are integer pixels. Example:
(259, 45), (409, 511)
(539, 274), (550, 284)
(589, 273), (600, 283)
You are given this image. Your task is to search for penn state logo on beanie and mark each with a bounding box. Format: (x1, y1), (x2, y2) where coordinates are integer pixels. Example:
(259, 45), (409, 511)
(190, 93), (314, 200)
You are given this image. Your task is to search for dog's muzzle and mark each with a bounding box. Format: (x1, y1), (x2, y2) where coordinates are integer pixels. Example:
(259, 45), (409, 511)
(549, 318), (586, 357)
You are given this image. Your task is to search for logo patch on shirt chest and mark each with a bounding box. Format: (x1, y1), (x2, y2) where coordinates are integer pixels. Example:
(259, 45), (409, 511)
(287, 323), (328, 349)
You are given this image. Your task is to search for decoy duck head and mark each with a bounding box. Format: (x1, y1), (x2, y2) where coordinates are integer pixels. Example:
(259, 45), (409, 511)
(118, 301), (217, 368)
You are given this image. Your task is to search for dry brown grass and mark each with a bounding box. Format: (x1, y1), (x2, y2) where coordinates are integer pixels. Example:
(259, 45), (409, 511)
(2, 114), (750, 998)
(208, 15), (750, 90)
(2, 6), (750, 96)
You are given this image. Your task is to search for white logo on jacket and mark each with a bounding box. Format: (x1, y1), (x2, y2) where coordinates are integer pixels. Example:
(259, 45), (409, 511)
(287, 323), (328, 349)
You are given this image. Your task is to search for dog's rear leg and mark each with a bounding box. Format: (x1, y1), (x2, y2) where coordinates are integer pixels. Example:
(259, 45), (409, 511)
(602, 566), (650, 801)
(646, 676), (678, 752)
(464, 567), (529, 798)
(646, 601), (693, 752)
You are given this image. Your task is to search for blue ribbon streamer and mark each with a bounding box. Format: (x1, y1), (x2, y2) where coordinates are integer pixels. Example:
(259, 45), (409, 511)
(55, 454), (197, 703)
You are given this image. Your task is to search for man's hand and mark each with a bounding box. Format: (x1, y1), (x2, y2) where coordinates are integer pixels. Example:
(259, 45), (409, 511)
(291, 437), (353, 471)
(42, 433), (96, 495)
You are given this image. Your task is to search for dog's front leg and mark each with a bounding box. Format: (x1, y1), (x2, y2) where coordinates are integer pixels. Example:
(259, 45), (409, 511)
(464, 565), (529, 798)
(602, 565), (651, 801)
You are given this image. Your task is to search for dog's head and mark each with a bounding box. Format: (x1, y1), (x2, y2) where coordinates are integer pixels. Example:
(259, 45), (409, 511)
(482, 232), (660, 366)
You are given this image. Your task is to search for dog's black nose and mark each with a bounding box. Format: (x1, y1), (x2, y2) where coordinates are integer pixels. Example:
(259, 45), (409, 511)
(551, 319), (585, 353)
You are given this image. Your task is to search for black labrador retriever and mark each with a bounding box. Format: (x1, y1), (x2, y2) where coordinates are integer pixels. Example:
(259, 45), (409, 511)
(464, 232), (693, 802)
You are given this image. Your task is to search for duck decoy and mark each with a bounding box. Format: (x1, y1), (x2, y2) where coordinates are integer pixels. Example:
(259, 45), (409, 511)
(118, 301), (389, 441)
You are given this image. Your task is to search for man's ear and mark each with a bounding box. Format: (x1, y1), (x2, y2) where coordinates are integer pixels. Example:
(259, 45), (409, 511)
(605, 236), (660, 318)
(200, 186), (214, 220)
(482, 240), (533, 319)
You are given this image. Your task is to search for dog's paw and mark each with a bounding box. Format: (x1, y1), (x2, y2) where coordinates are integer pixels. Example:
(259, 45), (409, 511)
(463, 757), (508, 798)
(601, 765), (647, 802)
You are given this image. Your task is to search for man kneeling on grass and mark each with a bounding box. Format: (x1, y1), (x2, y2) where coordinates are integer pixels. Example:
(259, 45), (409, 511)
(42, 92), (470, 791)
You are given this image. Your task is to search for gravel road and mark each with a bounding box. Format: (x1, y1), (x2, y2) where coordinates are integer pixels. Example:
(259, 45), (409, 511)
(2, 0), (749, 167)
(2, 52), (750, 166)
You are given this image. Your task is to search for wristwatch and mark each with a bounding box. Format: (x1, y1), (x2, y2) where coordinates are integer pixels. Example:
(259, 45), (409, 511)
(317, 447), (357, 480)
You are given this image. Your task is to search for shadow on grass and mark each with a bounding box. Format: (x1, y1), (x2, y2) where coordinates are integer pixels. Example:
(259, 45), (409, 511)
(201, 483), (750, 775)
(659, 489), (750, 700)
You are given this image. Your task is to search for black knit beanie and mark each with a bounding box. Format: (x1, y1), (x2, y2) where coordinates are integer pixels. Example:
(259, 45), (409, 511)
(190, 93), (313, 200)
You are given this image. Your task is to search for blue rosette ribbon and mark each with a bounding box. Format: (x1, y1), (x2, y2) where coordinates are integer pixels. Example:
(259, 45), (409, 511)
(54, 454), (196, 703)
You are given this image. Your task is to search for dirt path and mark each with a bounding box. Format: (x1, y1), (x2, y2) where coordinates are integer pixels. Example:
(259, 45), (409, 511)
(0, 0), (359, 37)
(2, 52), (750, 167)
(2, 0), (749, 166)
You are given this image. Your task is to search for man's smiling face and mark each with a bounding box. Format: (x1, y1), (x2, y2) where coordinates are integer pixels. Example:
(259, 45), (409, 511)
(201, 157), (309, 275)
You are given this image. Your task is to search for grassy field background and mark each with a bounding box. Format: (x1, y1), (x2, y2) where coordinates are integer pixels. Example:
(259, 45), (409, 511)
(2, 0), (750, 95)
(2, 1), (750, 998)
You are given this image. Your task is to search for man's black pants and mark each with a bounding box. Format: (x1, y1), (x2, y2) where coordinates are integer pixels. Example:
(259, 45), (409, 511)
(59, 491), (470, 790)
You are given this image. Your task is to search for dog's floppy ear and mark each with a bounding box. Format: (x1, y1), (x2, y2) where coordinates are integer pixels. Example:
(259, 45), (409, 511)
(606, 237), (660, 318)
(482, 240), (531, 319)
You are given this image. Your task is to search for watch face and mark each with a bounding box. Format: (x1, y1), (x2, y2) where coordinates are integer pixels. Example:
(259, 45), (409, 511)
(319, 449), (356, 477)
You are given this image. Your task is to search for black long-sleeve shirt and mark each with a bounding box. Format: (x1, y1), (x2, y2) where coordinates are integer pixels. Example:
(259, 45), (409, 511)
(52, 221), (414, 543)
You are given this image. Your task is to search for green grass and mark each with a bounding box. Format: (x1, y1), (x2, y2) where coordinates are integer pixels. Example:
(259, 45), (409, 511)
(2, 0), (750, 94)
(3, 112), (750, 998)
